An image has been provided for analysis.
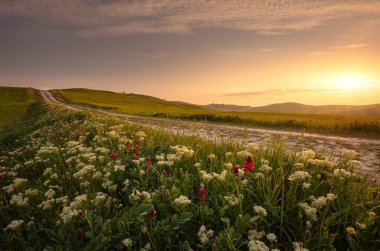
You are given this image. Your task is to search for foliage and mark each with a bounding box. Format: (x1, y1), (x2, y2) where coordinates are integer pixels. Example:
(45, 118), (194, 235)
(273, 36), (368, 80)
(0, 111), (379, 250)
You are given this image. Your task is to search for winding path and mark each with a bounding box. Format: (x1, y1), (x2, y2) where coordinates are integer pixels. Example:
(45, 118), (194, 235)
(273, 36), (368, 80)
(39, 90), (380, 181)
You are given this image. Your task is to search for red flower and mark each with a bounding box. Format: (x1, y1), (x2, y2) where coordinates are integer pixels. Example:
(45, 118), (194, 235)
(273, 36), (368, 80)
(145, 157), (151, 172)
(133, 147), (138, 155)
(0, 175), (4, 181)
(163, 170), (168, 177)
(149, 209), (156, 219)
(126, 141), (131, 147)
(124, 149), (129, 155)
(111, 152), (117, 161)
(136, 140), (141, 147)
(76, 230), (85, 240)
(243, 156), (254, 172)
(199, 184), (206, 202)
(78, 209), (84, 216)
(232, 165), (240, 176)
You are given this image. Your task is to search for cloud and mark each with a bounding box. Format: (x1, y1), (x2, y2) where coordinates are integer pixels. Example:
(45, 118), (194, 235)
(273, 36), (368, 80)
(259, 48), (274, 53)
(225, 88), (336, 97)
(307, 51), (336, 56)
(331, 43), (372, 49)
(0, 0), (380, 36)
(139, 52), (174, 58)
(214, 49), (246, 56)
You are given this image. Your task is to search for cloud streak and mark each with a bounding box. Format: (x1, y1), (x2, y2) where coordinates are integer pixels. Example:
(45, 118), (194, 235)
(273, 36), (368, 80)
(225, 88), (341, 97)
(1, 0), (380, 36)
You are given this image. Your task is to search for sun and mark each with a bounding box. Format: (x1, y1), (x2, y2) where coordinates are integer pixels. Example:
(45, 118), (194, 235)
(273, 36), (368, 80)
(338, 76), (361, 89)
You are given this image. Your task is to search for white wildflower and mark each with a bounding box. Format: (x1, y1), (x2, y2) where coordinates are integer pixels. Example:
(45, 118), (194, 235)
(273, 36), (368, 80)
(254, 206), (267, 217)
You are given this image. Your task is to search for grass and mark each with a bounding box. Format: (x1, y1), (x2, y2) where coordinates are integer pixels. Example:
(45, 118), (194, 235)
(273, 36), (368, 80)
(0, 87), (43, 130)
(0, 110), (379, 250)
(56, 88), (380, 138)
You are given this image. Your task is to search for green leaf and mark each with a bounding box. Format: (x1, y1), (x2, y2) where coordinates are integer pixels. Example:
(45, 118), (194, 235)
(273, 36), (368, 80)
(117, 220), (126, 233)
(180, 212), (193, 222)
(138, 204), (154, 216)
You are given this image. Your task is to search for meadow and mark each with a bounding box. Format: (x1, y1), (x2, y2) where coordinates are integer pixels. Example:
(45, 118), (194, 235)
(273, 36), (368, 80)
(0, 107), (379, 250)
(55, 89), (380, 138)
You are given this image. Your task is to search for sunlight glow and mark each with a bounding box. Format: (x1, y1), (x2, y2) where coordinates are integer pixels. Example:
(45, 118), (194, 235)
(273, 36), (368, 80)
(338, 76), (361, 89)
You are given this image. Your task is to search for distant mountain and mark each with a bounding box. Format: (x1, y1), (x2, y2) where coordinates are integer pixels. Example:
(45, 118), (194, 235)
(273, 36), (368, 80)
(203, 103), (253, 111)
(205, 102), (380, 116)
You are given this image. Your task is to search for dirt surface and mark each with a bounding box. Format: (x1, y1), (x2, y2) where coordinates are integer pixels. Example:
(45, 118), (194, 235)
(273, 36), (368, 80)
(40, 90), (380, 181)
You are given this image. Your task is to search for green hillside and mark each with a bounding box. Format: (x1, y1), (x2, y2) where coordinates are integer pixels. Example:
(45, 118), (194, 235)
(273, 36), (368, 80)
(56, 88), (380, 137)
(55, 88), (209, 116)
(0, 86), (42, 130)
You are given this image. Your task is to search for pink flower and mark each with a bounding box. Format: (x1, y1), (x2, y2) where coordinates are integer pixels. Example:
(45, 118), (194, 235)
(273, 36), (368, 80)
(243, 156), (254, 172)
(232, 165), (240, 176)
(136, 140), (141, 147)
(111, 152), (117, 161)
(76, 230), (84, 240)
(145, 157), (151, 172)
(199, 184), (206, 202)
(149, 209), (156, 219)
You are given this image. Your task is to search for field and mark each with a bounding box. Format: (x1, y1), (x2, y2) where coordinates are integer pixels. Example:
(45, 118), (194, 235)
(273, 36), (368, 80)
(0, 87), (43, 130)
(0, 105), (379, 250)
(55, 89), (380, 138)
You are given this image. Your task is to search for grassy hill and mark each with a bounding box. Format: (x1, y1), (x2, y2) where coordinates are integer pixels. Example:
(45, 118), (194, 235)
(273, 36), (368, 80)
(248, 102), (380, 116)
(56, 88), (380, 138)
(0, 86), (43, 130)
(54, 88), (209, 116)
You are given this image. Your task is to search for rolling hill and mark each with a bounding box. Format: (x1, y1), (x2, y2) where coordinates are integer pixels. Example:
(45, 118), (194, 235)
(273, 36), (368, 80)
(205, 102), (380, 116)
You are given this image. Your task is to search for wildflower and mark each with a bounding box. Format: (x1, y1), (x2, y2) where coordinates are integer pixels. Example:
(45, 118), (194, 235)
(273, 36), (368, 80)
(199, 184), (206, 202)
(174, 195), (191, 206)
(76, 229), (85, 240)
(326, 193), (337, 201)
(266, 233), (277, 242)
(368, 211), (376, 219)
(244, 156), (254, 172)
(194, 162), (201, 168)
(254, 206), (267, 217)
(149, 209), (156, 219)
(122, 238), (132, 247)
(4, 220), (24, 231)
(208, 154), (216, 160)
(248, 229), (265, 240)
(127, 141), (131, 147)
(333, 169), (351, 178)
(311, 196), (327, 210)
(346, 227), (356, 235)
(293, 242), (309, 251)
(145, 157), (151, 172)
(298, 203), (318, 222)
(247, 239), (269, 251)
(341, 149), (358, 160)
(133, 147), (138, 155)
(288, 171), (311, 182)
(300, 150), (315, 160)
(197, 225), (214, 245)
(111, 152), (117, 161)
(237, 150), (252, 158)
(302, 182), (311, 189)
(224, 194), (240, 206)
(232, 165), (240, 176)
(199, 170), (213, 182)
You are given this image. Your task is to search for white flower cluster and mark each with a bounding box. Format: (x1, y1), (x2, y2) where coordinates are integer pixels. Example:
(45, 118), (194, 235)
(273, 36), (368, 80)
(224, 194), (240, 206)
(333, 169), (352, 178)
(130, 190), (151, 203)
(237, 150), (252, 159)
(307, 159), (335, 168)
(254, 205), (268, 217)
(293, 242), (309, 251)
(3, 220), (24, 231)
(10, 193), (29, 207)
(122, 238), (132, 247)
(199, 170), (227, 183)
(197, 225), (214, 245)
(174, 195), (191, 206)
(37, 145), (59, 155)
(208, 153), (216, 160)
(341, 149), (358, 160)
(298, 203), (318, 222)
(288, 171), (311, 182)
(299, 150), (315, 160)
(247, 240), (269, 251)
(13, 178), (28, 188)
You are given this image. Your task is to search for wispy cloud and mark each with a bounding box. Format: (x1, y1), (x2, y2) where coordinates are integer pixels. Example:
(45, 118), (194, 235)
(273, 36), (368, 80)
(307, 51), (336, 56)
(139, 52), (174, 59)
(0, 1), (380, 36)
(225, 88), (337, 97)
(259, 48), (274, 53)
(214, 49), (246, 56)
(331, 43), (372, 49)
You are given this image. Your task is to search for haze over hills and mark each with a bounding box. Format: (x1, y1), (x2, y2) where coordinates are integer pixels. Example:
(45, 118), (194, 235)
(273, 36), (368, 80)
(204, 102), (380, 116)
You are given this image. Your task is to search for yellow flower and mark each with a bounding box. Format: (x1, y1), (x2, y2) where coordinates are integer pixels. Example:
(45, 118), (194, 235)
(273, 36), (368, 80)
(346, 227), (356, 235)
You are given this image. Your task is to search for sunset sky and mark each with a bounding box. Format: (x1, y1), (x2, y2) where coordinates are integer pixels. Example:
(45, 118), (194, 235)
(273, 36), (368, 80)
(1, 0), (379, 106)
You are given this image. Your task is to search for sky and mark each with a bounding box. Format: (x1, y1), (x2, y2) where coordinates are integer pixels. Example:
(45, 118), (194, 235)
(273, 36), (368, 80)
(1, 0), (380, 106)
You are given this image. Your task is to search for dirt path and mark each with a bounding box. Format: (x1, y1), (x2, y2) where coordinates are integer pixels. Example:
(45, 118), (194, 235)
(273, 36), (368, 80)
(39, 90), (380, 181)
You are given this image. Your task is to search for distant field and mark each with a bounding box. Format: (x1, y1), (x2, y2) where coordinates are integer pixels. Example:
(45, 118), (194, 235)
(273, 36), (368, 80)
(0, 87), (42, 130)
(56, 88), (380, 138)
